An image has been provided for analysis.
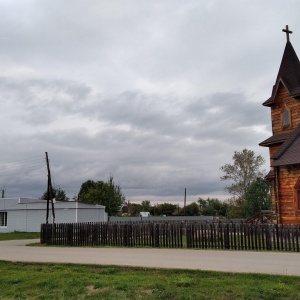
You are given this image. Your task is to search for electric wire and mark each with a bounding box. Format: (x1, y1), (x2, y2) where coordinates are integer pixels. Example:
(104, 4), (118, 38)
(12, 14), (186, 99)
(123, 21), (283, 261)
(0, 155), (46, 177)
(0, 155), (44, 165)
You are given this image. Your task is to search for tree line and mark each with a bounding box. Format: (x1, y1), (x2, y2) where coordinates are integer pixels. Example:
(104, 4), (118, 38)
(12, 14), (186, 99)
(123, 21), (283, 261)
(122, 198), (228, 217)
(41, 149), (271, 218)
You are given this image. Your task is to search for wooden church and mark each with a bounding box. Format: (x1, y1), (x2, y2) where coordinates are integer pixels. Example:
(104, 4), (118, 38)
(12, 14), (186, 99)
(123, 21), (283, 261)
(260, 26), (300, 224)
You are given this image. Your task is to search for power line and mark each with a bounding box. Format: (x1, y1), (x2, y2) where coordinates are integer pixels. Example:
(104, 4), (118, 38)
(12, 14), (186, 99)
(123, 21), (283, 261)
(0, 164), (46, 177)
(0, 155), (44, 166)
(0, 155), (46, 177)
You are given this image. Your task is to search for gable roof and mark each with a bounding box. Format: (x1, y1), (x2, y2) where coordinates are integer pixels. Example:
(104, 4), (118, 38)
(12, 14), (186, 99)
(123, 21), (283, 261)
(271, 124), (300, 166)
(263, 41), (300, 107)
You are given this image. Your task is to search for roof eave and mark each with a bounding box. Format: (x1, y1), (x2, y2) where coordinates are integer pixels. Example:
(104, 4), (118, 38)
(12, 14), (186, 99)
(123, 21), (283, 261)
(259, 141), (281, 147)
(271, 161), (300, 167)
(262, 98), (273, 107)
(291, 92), (300, 99)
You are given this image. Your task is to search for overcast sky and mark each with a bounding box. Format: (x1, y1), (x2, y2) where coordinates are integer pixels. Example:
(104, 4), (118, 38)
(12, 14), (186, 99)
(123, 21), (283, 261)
(1, 0), (300, 204)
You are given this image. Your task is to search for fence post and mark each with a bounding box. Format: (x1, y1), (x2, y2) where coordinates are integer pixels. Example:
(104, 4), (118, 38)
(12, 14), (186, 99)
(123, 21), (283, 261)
(41, 224), (47, 244)
(224, 223), (230, 249)
(180, 222), (183, 248)
(266, 225), (272, 250)
(67, 224), (73, 246)
(186, 224), (191, 248)
(232, 222), (237, 250)
(40, 224), (44, 244)
(295, 225), (299, 252)
(240, 222), (244, 250)
(49, 224), (52, 244)
(219, 221), (223, 249)
(155, 223), (160, 247)
(128, 223), (133, 247)
(123, 224), (128, 246)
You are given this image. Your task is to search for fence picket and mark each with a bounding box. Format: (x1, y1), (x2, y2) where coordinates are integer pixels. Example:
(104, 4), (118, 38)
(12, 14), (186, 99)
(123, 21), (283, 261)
(295, 225), (300, 252)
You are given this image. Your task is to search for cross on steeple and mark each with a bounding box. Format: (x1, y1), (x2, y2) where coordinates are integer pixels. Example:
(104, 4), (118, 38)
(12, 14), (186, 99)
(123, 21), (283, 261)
(282, 25), (292, 42)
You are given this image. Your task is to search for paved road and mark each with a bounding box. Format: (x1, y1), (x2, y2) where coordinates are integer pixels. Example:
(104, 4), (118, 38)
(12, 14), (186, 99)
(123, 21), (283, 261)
(1, 239), (300, 276)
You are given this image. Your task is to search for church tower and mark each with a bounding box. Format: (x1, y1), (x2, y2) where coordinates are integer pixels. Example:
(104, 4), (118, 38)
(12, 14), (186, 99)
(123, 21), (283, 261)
(260, 26), (300, 224)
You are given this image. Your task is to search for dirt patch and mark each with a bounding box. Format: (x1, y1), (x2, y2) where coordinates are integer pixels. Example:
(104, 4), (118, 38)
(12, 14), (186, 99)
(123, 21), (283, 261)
(139, 288), (153, 296)
(86, 285), (111, 296)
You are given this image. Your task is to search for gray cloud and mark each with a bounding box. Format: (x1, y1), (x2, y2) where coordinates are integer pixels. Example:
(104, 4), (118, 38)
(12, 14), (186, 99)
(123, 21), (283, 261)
(0, 77), (270, 201)
(0, 0), (298, 204)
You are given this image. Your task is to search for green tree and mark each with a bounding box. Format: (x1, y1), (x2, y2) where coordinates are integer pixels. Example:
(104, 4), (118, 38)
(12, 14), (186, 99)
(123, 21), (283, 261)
(185, 202), (199, 216)
(78, 180), (96, 197)
(154, 203), (177, 216)
(244, 177), (271, 217)
(220, 149), (265, 199)
(78, 176), (125, 216)
(140, 200), (151, 212)
(226, 197), (246, 219)
(123, 202), (142, 216)
(198, 197), (228, 217)
(41, 186), (69, 202)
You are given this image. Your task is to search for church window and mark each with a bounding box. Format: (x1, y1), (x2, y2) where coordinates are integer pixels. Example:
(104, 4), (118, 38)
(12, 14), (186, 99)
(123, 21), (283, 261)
(282, 107), (291, 128)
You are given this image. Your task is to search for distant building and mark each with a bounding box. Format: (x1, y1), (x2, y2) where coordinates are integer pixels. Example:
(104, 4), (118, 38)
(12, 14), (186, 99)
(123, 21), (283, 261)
(140, 212), (151, 217)
(0, 198), (107, 232)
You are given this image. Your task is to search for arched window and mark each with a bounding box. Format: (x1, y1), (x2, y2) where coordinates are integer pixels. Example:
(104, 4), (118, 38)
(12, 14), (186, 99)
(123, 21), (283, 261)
(282, 107), (291, 128)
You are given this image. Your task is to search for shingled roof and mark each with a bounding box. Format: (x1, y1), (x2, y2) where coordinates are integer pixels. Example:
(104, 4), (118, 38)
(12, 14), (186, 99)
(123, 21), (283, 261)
(271, 124), (300, 166)
(259, 131), (293, 147)
(263, 41), (300, 107)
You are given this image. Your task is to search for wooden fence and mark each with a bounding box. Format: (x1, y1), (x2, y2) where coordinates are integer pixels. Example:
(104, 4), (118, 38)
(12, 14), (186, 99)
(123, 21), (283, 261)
(40, 222), (300, 252)
(186, 222), (300, 251)
(41, 222), (183, 248)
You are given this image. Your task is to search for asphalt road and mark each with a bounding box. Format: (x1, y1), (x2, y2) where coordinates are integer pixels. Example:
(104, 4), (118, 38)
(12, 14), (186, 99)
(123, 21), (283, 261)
(1, 239), (300, 276)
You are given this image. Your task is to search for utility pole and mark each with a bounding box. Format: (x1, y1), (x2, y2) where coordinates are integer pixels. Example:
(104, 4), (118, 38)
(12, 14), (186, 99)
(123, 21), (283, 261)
(45, 152), (55, 224)
(184, 188), (186, 216)
(1, 186), (5, 198)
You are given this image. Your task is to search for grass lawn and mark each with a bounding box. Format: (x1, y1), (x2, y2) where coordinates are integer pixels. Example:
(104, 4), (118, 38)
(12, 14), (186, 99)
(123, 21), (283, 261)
(1, 232), (300, 299)
(0, 232), (40, 241)
(0, 261), (299, 300)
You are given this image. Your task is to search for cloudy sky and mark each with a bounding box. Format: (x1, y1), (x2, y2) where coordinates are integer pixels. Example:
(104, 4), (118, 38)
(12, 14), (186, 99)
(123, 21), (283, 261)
(1, 0), (300, 204)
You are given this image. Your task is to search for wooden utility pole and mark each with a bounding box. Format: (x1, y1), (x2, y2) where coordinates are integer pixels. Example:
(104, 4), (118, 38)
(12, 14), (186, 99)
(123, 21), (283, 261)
(45, 152), (55, 224)
(184, 188), (186, 216)
(1, 186), (5, 198)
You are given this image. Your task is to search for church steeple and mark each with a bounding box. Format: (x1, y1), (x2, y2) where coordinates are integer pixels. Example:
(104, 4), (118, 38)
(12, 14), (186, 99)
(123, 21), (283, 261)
(263, 26), (300, 106)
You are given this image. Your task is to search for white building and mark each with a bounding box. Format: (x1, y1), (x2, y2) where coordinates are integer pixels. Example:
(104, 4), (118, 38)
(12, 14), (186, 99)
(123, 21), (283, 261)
(0, 198), (107, 233)
(140, 212), (151, 217)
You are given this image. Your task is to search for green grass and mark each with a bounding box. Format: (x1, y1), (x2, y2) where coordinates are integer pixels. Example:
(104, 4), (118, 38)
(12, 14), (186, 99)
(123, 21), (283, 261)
(0, 261), (299, 299)
(0, 232), (40, 241)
